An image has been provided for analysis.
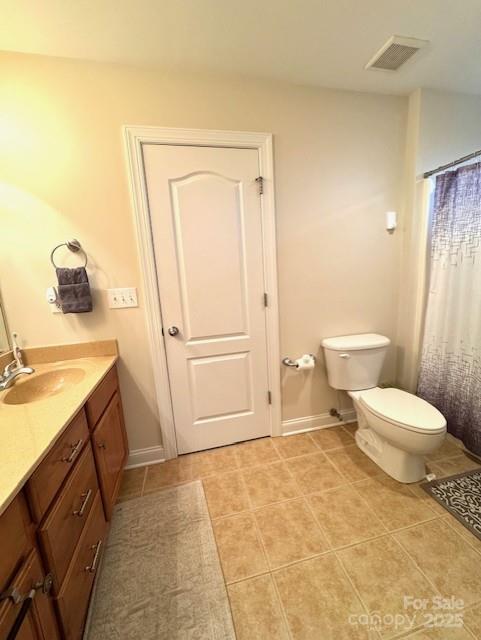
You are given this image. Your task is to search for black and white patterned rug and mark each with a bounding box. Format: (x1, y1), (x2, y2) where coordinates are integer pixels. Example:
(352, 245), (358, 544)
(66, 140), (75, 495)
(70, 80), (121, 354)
(422, 468), (481, 541)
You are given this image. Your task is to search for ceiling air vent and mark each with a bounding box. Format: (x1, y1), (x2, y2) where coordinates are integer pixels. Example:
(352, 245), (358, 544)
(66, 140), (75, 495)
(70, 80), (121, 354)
(365, 35), (428, 71)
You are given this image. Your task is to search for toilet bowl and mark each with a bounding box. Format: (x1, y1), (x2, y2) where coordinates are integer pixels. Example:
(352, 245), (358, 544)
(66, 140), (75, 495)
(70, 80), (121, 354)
(321, 333), (447, 483)
(349, 387), (446, 483)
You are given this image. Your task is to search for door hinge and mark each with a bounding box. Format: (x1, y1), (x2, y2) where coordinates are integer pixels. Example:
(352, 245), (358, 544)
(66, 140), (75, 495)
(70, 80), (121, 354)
(255, 176), (264, 195)
(263, 292), (268, 307)
(268, 390), (272, 405)
(161, 327), (164, 336)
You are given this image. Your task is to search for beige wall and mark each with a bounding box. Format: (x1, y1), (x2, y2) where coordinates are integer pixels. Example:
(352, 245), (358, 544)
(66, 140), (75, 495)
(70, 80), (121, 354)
(417, 89), (481, 175)
(0, 302), (9, 353)
(0, 52), (406, 451)
(396, 89), (423, 391)
(396, 88), (481, 390)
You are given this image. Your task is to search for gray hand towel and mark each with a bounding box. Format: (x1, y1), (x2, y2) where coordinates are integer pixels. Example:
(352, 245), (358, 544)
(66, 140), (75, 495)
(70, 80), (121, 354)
(56, 267), (93, 313)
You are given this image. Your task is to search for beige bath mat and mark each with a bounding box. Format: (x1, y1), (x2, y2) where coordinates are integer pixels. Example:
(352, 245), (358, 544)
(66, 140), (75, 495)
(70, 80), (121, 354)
(85, 481), (235, 640)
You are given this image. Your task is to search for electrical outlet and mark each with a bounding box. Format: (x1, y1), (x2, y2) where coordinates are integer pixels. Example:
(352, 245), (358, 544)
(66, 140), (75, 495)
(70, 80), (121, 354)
(107, 287), (138, 309)
(46, 286), (62, 313)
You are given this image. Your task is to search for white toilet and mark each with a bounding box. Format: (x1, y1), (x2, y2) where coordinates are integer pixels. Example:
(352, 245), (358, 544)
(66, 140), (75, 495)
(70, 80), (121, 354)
(321, 333), (447, 483)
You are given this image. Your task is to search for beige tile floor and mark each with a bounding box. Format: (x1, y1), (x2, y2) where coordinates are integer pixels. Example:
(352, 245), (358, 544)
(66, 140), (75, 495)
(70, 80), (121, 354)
(117, 424), (481, 640)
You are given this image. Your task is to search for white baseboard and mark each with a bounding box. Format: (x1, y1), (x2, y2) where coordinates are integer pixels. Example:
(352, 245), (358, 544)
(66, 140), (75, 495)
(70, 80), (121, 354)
(126, 411), (357, 464)
(126, 445), (165, 468)
(281, 409), (357, 436)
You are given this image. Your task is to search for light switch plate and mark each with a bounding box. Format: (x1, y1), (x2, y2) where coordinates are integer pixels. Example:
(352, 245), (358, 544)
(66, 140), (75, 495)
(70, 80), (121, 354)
(107, 287), (138, 309)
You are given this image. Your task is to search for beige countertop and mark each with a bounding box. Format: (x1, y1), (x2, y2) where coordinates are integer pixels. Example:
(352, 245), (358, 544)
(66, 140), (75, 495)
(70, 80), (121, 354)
(0, 342), (118, 516)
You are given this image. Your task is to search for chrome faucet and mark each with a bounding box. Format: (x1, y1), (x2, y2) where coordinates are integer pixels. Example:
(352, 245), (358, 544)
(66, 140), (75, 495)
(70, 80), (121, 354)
(0, 332), (35, 391)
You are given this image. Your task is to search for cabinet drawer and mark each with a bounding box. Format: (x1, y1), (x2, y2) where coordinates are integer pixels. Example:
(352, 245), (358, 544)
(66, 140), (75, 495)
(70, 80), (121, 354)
(0, 548), (60, 640)
(26, 409), (89, 523)
(0, 494), (32, 593)
(85, 365), (118, 429)
(56, 493), (107, 640)
(38, 443), (99, 592)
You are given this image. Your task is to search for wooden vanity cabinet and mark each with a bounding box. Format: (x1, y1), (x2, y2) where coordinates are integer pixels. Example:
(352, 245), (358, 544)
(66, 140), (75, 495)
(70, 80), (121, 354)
(85, 366), (118, 429)
(0, 363), (128, 640)
(0, 548), (60, 640)
(86, 367), (128, 521)
(91, 392), (128, 520)
(0, 494), (32, 590)
(0, 496), (59, 640)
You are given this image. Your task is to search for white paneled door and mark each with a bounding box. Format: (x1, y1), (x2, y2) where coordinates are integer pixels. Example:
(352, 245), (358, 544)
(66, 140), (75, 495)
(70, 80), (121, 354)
(143, 144), (271, 454)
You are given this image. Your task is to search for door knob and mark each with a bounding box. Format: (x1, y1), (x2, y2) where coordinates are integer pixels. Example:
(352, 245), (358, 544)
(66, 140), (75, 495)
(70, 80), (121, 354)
(168, 326), (179, 336)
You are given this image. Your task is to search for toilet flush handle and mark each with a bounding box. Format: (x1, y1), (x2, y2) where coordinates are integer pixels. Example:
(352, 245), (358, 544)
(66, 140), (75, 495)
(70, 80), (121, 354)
(339, 353), (350, 359)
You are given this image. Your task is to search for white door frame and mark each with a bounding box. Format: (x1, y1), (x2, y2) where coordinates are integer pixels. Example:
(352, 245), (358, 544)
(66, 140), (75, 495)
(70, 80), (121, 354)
(124, 126), (281, 459)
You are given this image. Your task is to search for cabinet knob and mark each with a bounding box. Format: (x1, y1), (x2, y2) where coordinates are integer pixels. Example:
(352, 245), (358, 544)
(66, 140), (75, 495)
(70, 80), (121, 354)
(97, 441), (107, 449)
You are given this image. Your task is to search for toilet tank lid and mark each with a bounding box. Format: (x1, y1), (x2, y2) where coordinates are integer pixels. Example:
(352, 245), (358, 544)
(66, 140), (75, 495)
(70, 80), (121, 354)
(321, 333), (390, 351)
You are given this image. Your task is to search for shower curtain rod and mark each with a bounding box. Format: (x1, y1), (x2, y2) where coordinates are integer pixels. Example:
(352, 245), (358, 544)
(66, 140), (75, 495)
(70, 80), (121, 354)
(423, 148), (481, 178)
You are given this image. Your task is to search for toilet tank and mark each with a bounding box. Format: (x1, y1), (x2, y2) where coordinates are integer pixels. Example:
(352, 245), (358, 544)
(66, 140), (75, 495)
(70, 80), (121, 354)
(321, 333), (390, 391)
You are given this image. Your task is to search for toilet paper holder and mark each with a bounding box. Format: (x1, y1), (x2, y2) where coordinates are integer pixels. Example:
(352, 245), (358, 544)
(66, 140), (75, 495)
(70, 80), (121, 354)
(282, 354), (316, 369)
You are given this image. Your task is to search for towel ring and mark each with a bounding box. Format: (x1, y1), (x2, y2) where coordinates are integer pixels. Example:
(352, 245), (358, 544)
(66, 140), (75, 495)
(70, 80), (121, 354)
(50, 239), (88, 269)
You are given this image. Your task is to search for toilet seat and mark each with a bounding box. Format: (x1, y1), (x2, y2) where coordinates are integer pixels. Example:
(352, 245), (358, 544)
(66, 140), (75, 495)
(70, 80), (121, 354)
(359, 387), (446, 435)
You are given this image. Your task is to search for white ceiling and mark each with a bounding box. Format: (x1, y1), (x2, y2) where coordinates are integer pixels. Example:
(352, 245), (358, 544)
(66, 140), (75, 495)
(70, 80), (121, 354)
(1, 0), (481, 96)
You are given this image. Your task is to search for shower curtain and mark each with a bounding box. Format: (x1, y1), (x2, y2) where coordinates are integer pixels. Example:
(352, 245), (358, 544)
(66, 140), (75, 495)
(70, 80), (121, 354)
(417, 161), (481, 456)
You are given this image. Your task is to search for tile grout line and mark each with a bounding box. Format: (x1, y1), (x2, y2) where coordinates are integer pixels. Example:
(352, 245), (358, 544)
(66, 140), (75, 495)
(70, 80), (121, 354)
(441, 516), (481, 557)
(320, 443), (377, 484)
(247, 452), (300, 640)
(242, 444), (342, 639)
(463, 604), (481, 640)
(233, 463), (294, 640)
(236, 460), (273, 575)
(389, 527), (444, 601)
(226, 567), (271, 587)
(271, 431), (321, 459)
(232, 440), (481, 636)
(205, 503), (239, 639)
(279, 452), (338, 567)
(334, 532), (462, 640)
(140, 466), (148, 496)
(348, 476), (440, 530)
(138, 451), (458, 526)
(249, 518), (295, 640)
(309, 428), (357, 453)
(150, 461), (445, 538)
(133, 434), (480, 640)
(296, 488), (388, 629)
(330, 480), (391, 537)
(269, 569), (295, 640)
(393, 518), (481, 614)
(333, 547), (383, 640)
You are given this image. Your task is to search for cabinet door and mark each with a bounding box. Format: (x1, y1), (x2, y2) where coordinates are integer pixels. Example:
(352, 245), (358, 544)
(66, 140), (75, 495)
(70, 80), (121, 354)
(92, 392), (128, 520)
(0, 548), (59, 640)
(0, 494), (32, 594)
